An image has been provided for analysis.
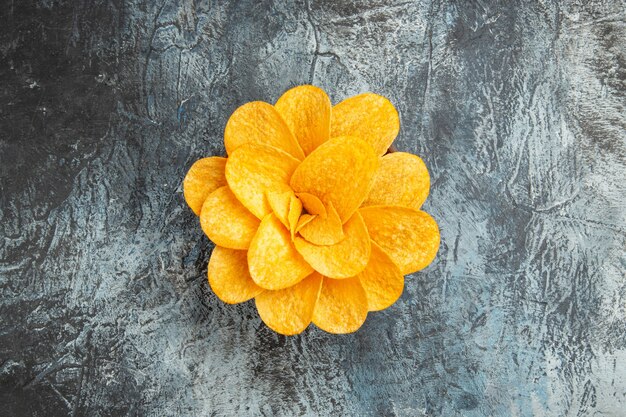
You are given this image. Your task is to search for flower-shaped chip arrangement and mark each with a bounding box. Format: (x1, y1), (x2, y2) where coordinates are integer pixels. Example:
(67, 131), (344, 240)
(183, 85), (440, 335)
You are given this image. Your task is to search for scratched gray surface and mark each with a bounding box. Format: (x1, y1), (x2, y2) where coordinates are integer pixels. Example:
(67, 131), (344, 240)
(1, 0), (625, 416)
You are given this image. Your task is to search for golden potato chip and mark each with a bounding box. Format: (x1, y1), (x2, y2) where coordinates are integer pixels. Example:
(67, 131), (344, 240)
(363, 152), (430, 210)
(330, 93), (400, 156)
(255, 272), (323, 335)
(267, 190), (294, 230)
(357, 242), (404, 311)
(274, 85), (331, 155)
(296, 192), (326, 216)
(294, 212), (370, 278)
(224, 101), (305, 160)
(295, 214), (317, 233)
(200, 186), (260, 250)
(287, 194), (302, 237)
(248, 213), (314, 290)
(297, 201), (344, 245)
(267, 192), (304, 236)
(359, 206), (440, 274)
(290, 136), (379, 223)
(183, 157), (227, 215)
(312, 277), (368, 334)
(226, 143), (300, 219)
(208, 246), (264, 304)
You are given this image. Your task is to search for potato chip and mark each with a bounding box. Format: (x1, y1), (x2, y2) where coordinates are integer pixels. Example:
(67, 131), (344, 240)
(185, 87), (438, 335)
(267, 190), (294, 230)
(357, 242), (404, 311)
(363, 152), (430, 210)
(290, 136), (378, 223)
(248, 213), (314, 290)
(359, 206), (440, 274)
(200, 186), (260, 250)
(287, 194), (302, 237)
(297, 201), (344, 245)
(312, 277), (368, 334)
(294, 212), (370, 278)
(331, 93), (400, 156)
(275, 85), (331, 155)
(255, 272), (323, 335)
(224, 101), (305, 160)
(296, 192), (326, 216)
(295, 214), (317, 233)
(226, 143), (300, 219)
(208, 246), (264, 304)
(183, 157), (227, 215)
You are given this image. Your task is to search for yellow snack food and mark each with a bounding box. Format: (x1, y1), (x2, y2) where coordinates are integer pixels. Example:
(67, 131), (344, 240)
(248, 213), (313, 290)
(357, 242), (404, 311)
(255, 272), (323, 335)
(363, 152), (430, 210)
(275, 85), (331, 155)
(183, 85), (439, 335)
(296, 192), (326, 217)
(226, 143), (300, 219)
(267, 190), (296, 230)
(297, 201), (344, 245)
(312, 277), (368, 334)
(224, 101), (304, 160)
(290, 136), (379, 223)
(183, 157), (227, 215)
(330, 93), (400, 156)
(208, 246), (264, 304)
(359, 206), (440, 274)
(294, 212), (370, 279)
(200, 186), (260, 250)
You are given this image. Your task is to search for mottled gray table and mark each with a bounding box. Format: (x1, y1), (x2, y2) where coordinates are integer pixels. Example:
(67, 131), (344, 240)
(1, 1), (625, 416)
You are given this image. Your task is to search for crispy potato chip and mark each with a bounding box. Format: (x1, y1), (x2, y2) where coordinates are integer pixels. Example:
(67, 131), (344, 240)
(294, 212), (370, 278)
(290, 136), (379, 223)
(200, 186), (260, 250)
(255, 272), (323, 335)
(330, 93), (400, 156)
(275, 85), (331, 155)
(183, 157), (227, 215)
(357, 242), (404, 311)
(312, 277), (368, 334)
(267, 190), (294, 230)
(359, 206), (440, 274)
(267, 192), (305, 236)
(226, 143), (300, 219)
(363, 152), (430, 210)
(248, 213), (314, 290)
(224, 101), (305, 160)
(288, 194), (302, 237)
(208, 246), (264, 304)
(298, 201), (344, 245)
(296, 214), (317, 233)
(296, 192), (326, 216)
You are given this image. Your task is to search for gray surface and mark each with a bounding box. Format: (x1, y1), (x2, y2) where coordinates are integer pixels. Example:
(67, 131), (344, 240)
(1, 0), (625, 416)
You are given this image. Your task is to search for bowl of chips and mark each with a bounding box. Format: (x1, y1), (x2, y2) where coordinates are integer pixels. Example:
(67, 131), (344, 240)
(184, 85), (440, 335)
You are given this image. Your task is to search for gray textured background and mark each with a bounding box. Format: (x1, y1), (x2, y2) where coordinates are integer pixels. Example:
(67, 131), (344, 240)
(1, 0), (625, 416)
